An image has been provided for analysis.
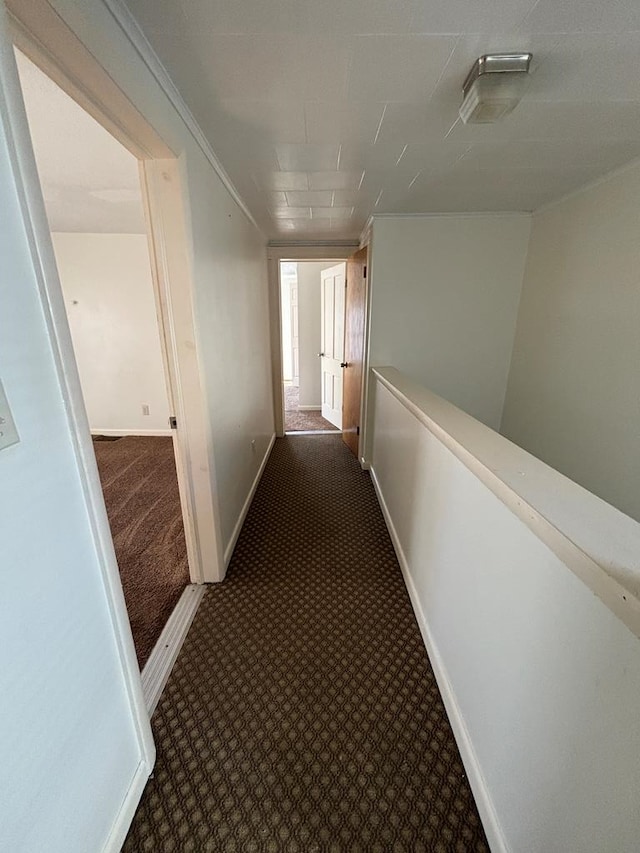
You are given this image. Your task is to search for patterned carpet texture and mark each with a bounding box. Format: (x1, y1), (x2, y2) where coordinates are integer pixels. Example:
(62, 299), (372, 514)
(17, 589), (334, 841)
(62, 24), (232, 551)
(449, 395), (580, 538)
(93, 436), (188, 668)
(123, 435), (488, 852)
(284, 384), (338, 432)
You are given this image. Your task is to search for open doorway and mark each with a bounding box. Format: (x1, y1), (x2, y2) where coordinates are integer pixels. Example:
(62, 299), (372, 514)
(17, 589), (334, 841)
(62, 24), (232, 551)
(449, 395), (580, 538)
(15, 49), (189, 671)
(278, 252), (369, 456)
(280, 260), (344, 433)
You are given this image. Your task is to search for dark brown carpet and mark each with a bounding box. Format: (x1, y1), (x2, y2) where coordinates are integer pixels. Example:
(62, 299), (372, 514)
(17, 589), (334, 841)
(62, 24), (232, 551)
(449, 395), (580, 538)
(123, 435), (488, 852)
(285, 384), (339, 432)
(92, 436), (188, 669)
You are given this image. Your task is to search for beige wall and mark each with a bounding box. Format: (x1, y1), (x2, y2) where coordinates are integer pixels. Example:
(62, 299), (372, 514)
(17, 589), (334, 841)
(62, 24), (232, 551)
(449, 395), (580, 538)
(501, 162), (640, 522)
(368, 215), (532, 431)
(53, 233), (170, 433)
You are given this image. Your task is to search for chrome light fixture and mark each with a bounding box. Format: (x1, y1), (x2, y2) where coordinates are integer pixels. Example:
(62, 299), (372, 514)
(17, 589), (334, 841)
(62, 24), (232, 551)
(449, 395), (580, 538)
(459, 53), (532, 124)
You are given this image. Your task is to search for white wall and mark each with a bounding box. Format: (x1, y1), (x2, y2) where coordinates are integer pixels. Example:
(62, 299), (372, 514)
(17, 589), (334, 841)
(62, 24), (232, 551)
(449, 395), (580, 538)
(52, 232), (170, 433)
(368, 215), (531, 430)
(45, 0), (274, 561)
(501, 162), (640, 523)
(370, 370), (640, 853)
(297, 262), (334, 408)
(187, 168), (273, 551)
(0, 12), (150, 851)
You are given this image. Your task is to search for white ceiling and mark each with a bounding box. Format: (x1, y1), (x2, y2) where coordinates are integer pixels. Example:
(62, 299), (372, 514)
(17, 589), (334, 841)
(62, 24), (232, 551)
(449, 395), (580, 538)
(123, 0), (640, 241)
(15, 50), (146, 233)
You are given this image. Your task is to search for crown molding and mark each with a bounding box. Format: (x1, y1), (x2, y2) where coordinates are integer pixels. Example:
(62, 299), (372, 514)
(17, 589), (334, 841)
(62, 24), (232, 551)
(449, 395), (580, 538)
(101, 0), (263, 237)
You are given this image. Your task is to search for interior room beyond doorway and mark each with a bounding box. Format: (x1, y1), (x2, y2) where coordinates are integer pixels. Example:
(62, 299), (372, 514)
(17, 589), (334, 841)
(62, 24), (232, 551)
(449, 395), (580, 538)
(280, 261), (340, 432)
(281, 261), (342, 433)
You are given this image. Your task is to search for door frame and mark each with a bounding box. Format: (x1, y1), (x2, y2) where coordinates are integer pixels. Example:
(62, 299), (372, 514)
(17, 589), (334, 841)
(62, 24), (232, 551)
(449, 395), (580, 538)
(3, 0), (226, 786)
(0, 4), (155, 843)
(267, 246), (357, 437)
(8, 3), (224, 586)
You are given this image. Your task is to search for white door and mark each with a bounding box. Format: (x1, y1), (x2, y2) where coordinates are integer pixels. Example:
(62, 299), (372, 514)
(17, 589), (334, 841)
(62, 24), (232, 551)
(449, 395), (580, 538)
(291, 279), (299, 385)
(320, 263), (346, 429)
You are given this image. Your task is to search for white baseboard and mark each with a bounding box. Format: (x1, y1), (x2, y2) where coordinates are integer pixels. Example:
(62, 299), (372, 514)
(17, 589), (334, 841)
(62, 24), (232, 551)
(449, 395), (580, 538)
(141, 584), (206, 714)
(91, 428), (173, 437)
(370, 465), (508, 853)
(285, 429), (342, 436)
(224, 433), (276, 567)
(103, 758), (152, 853)
(298, 405), (321, 411)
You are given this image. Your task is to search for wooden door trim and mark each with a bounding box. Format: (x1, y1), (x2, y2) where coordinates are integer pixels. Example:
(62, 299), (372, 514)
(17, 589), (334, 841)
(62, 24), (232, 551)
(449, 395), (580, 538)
(342, 247), (368, 457)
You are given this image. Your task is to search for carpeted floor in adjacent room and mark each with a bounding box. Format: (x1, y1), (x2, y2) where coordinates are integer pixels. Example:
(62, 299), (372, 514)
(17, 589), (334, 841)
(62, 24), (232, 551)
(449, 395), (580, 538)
(92, 435), (189, 669)
(123, 434), (489, 852)
(284, 384), (338, 432)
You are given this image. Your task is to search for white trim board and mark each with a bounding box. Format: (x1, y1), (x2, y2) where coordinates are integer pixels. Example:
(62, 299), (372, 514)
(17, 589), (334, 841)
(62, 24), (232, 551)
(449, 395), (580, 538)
(223, 433), (276, 567)
(285, 430), (342, 436)
(91, 428), (173, 437)
(141, 583), (205, 715)
(103, 758), (151, 853)
(297, 405), (321, 412)
(369, 465), (508, 853)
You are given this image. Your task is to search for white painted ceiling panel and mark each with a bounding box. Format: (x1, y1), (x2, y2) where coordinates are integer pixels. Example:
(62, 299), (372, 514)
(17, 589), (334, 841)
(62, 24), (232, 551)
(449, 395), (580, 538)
(122, 0), (640, 240)
(308, 172), (365, 190)
(193, 34), (351, 101)
(304, 102), (386, 145)
(276, 144), (341, 171)
(261, 172), (310, 191)
(272, 207), (311, 219)
(347, 36), (457, 102)
(286, 191), (334, 206)
(411, 0), (538, 34)
(521, 0), (640, 34)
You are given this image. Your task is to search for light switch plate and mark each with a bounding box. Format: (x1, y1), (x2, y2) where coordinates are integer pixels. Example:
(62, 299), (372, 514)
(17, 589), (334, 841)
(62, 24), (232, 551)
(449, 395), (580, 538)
(0, 379), (20, 451)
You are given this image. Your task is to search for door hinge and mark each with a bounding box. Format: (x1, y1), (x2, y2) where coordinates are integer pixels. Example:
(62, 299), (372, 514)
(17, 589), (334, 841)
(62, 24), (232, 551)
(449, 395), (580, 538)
(356, 426), (360, 436)
(363, 265), (367, 278)
(169, 416), (177, 429)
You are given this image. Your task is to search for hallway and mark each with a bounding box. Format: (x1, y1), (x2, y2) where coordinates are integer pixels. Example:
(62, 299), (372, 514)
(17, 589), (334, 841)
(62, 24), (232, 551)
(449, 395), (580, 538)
(123, 435), (488, 851)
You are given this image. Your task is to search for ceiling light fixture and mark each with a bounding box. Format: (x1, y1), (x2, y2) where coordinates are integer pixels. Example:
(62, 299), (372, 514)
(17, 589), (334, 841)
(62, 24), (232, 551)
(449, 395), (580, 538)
(459, 53), (532, 125)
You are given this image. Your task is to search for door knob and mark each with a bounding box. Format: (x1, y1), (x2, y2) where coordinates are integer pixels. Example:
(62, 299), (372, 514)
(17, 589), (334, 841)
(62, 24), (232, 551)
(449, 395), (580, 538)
(317, 352), (324, 357)
(340, 362), (349, 368)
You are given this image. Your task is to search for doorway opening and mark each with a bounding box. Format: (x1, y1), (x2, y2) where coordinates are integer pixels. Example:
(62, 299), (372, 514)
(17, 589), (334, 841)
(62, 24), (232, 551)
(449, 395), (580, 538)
(278, 251), (368, 454)
(281, 261), (342, 433)
(15, 49), (190, 671)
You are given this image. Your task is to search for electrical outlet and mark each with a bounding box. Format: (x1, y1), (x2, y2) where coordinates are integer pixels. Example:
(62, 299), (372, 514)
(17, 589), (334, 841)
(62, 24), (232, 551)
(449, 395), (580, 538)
(142, 404), (150, 416)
